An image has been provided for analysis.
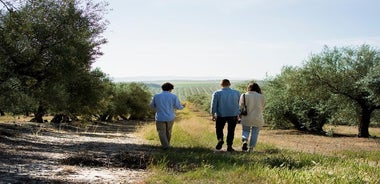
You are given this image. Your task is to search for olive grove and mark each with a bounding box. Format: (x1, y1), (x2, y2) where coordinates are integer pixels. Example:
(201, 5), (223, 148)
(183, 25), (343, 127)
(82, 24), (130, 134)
(265, 45), (380, 137)
(0, 0), (153, 122)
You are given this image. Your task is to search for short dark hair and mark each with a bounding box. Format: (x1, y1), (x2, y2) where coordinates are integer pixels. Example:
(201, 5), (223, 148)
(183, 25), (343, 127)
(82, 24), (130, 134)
(248, 83), (261, 94)
(220, 79), (231, 87)
(161, 82), (174, 91)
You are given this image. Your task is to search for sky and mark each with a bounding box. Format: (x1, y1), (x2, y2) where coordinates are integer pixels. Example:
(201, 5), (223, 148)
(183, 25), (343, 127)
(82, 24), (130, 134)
(91, 0), (380, 81)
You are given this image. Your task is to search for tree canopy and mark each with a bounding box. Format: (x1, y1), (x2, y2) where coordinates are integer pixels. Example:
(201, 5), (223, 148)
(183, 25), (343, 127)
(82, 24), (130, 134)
(265, 45), (380, 137)
(0, 0), (154, 123)
(0, 0), (108, 121)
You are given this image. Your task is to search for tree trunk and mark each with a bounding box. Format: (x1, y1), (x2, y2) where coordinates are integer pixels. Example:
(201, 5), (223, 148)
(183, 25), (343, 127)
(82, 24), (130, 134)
(0, 109), (4, 116)
(51, 114), (63, 123)
(285, 112), (306, 131)
(98, 114), (108, 121)
(51, 114), (75, 123)
(106, 114), (113, 122)
(31, 105), (45, 123)
(358, 108), (372, 138)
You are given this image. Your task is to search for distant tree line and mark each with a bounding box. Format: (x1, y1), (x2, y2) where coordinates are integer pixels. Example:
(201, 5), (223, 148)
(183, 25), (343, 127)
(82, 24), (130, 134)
(0, 0), (153, 123)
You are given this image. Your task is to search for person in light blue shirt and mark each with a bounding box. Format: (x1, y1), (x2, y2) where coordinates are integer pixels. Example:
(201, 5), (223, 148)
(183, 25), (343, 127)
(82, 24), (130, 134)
(150, 82), (184, 150)
(210, 79), (240, 152)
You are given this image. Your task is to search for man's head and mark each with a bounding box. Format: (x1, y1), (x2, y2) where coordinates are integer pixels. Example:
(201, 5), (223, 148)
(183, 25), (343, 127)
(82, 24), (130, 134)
(220, 79), (231, 87)
(161, 82), (174, 91)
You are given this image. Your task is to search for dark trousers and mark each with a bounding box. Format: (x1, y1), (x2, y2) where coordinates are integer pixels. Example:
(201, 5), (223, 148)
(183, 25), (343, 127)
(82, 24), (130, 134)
(215, 116), (238, 146)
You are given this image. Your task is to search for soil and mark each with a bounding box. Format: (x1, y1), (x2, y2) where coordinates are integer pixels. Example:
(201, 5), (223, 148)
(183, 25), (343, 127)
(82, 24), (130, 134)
(0, 120), (156, 184)
(259, 127), (380, 155)
(1, 119), (379, 183)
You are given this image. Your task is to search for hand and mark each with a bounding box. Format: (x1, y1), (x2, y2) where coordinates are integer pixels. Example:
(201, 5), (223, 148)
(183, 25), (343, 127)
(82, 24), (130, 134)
(211, 115), (216, 121)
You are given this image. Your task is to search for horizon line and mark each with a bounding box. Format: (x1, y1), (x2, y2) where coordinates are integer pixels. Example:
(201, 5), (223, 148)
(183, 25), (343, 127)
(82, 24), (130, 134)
(111, 76), (259, 82)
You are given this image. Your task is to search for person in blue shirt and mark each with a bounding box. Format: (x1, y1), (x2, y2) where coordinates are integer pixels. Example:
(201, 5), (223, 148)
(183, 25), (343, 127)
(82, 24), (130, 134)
(150, 82), (184, 150)
(210, 79), (241, 152)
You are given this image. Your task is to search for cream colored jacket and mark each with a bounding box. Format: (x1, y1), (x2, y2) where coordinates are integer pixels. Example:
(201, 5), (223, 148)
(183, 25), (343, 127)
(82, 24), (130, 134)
(239, 91), (265, 127)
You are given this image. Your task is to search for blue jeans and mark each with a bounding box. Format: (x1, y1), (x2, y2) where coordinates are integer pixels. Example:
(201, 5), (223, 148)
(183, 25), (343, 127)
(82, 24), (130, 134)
(242, 126), (260, 148)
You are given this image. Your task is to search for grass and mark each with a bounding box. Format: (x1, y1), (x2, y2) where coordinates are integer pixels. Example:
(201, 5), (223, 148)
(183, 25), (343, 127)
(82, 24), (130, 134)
(138, 106), (380, 184)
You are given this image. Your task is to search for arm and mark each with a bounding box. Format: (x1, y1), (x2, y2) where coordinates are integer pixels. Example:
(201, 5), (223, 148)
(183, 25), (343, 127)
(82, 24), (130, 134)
(149, 96), (156, 109)
(239, 94), (245, 108)
(210, 93), (217, 120)
(174, 96), (184, 110)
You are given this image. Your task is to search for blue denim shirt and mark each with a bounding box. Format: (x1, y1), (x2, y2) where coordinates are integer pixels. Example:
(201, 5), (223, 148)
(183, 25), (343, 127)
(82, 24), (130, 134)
(150, 91), (183, 122)
(210, 87), (240, 117)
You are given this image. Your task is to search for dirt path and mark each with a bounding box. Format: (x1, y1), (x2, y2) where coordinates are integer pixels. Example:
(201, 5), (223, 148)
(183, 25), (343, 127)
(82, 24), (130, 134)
(0, 121), (155, 184)
(1, 119), (379, 183)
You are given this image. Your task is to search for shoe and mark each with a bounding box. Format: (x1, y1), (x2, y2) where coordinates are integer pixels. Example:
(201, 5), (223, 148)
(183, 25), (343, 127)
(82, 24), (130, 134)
(215, 141), (224, 150)
(242, 142), (248, 151)
(227, 147), (235, 152)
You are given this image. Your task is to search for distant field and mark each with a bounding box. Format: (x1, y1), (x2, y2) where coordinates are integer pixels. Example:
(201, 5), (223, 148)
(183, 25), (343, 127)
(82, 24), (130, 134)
(145, 80), (247, 101)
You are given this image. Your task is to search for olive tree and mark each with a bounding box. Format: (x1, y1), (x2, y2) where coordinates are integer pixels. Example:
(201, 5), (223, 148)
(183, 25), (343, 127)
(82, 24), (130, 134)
(265, 45), (379, 137)
(98, 82), (153, 121)
(264, 66), (333, 133)
(302, 45), (380, 137)
(0, 0), (108, 122)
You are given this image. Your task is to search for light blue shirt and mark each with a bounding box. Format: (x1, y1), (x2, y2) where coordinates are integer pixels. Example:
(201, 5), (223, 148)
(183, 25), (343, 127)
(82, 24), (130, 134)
(210, 87), (240, 117)
(150, 91), (183, 122)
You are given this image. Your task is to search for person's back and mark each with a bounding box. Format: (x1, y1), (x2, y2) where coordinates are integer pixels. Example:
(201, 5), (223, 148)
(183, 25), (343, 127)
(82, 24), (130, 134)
(211, 88), (240, 117)
(244, 91), (265, 127)
(150, 82), (183, 150)
(151, 91), (182, 122)
(239, 82), (265, 152)
(210, 79), (240, 152)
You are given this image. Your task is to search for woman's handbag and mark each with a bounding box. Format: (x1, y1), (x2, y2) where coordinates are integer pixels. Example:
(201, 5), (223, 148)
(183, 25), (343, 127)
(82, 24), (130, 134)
(240, 94), (248, 116)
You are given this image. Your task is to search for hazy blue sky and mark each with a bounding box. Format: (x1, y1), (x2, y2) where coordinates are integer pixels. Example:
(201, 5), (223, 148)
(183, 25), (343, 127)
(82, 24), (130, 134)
(92, 0), (380, 80)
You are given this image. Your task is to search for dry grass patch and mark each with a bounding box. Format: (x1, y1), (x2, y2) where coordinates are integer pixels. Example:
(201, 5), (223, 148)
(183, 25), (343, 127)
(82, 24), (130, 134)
(259, 126), (380, 155)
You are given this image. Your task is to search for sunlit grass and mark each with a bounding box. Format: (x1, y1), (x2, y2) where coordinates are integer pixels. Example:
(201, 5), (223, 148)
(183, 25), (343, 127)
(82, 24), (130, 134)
(139, 107), (380, 184)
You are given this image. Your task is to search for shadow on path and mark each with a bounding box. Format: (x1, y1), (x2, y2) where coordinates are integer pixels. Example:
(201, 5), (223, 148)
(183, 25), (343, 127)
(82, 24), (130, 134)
(0, 120), (158, 183)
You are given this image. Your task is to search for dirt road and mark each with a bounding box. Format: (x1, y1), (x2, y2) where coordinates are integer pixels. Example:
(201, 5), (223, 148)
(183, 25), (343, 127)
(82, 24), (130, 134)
(0, 121), (154, 184)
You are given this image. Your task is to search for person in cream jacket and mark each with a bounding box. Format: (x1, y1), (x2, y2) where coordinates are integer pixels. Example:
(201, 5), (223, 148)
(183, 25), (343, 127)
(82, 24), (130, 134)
(239, 83), (265, 152)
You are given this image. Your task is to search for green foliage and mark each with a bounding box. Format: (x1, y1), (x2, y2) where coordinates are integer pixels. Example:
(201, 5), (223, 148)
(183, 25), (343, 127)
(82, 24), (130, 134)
(99, 82), (153, 121)
(264, 67), (331, 132)
(186, 94), (211, 112)
(0, 0), (109, 121)
(114, 82), (152, 120)
(67, 68), (112, 116)
(361, 64), (380, 104)
(265, 45), (380, 136)
(0, 77), (36, 115)
(303, 45), (380, 137)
